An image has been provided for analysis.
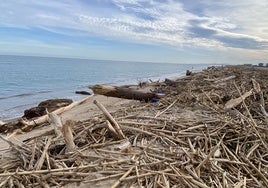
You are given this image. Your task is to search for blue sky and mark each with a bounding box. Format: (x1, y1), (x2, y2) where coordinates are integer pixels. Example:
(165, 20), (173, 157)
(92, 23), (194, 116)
(0, 0), (268, 64)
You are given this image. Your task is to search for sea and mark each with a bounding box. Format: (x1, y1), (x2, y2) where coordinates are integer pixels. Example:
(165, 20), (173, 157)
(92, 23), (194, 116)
(0, 55), (214, 120)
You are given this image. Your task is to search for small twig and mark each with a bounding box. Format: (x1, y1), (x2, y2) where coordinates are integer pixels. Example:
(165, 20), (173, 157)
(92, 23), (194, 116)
(155, 98), (179, 118)
(84, 173), (125, 183)
(106, 120), (121, 140)
(242, 156), (268, 187)
(111, 166), (134, 188)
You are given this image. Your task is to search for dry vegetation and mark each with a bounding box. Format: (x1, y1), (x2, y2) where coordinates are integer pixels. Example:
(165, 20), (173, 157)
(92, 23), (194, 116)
(0, 65), (267, 187)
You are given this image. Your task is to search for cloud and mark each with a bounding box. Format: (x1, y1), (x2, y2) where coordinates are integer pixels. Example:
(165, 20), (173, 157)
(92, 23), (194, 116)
(187, 17), (268, 50)
(188, 26), (217, 38)
(216, 36), (268, 49)
(0, 0), (268, 57)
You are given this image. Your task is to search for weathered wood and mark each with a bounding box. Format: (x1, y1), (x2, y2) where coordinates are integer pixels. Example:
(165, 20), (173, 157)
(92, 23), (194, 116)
(48, 112), (62, 138)
(224, 89), (253, 110)
(94, 100), (125, 140)
(23, 99), (73, 119)
(19, 95), (93, 130)
(214, 75), (236, 83)
(35, 137), (52, 170)
(106, 120), (120, 139)
(62, 120), (76, 154)
(89, 84), (161, 102)
(251, 78), (261, 93)
(48, 113), (76, 154)
(38, 99), (73, 108)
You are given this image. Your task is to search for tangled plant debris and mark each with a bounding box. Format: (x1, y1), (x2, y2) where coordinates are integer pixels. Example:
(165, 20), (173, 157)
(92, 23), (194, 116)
(0, 65), (267, 187)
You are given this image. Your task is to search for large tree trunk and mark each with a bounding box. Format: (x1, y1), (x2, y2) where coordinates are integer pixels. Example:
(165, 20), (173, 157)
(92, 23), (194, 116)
(89, 84), (162, 102)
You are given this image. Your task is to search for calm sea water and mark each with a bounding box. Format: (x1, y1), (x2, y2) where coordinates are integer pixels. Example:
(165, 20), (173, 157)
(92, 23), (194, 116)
(0, 55), (212, 120)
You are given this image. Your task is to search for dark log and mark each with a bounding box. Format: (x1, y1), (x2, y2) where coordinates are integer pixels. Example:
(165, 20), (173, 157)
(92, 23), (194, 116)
(0, 119), (24, 134)
(23, 106), (46, 119)
(89, 84), (163, 102)
(38, 99), (73, 109)
(164, 78), (178, 86)
(75, 91), (91, 95)
(186, 70), (192, 76)
(23, 99), (73, 119)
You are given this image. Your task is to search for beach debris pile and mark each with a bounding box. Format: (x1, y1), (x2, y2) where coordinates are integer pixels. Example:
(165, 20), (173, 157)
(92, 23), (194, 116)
(0, 66), (267, 187)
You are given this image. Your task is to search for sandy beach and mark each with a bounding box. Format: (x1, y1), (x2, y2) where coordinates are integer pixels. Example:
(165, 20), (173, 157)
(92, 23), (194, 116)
(0, 94), (139, 151)
(0, 65), (267, 187)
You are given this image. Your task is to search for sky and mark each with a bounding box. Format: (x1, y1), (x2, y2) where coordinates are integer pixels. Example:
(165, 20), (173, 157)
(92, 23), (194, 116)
(0, 0), (268, 64)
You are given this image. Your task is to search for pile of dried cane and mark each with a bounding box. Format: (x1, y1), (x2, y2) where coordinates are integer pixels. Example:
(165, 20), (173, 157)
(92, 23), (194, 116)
(0, 65), (267, 187)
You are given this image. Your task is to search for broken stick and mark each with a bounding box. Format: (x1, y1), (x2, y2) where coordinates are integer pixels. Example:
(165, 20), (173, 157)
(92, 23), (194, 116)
(48, 112), (62, 138)
(94, 100), (125, 140)
(224, 89), (253, 110)
(62, 120), (76, 153)
(48, 113), (76, 154)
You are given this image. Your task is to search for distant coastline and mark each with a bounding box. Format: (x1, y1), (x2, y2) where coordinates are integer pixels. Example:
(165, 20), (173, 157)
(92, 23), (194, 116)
(243, 62), (268, 68)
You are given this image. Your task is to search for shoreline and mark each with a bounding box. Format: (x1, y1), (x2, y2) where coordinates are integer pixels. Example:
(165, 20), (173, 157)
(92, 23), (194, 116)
(0, 54), (213, 121)
(0, 68), (195, 122)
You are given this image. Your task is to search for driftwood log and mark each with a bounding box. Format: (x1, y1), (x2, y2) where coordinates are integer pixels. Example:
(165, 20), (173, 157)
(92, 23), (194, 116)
(19, 95), (92, 129)
(23, 99), (73, 119)
(0, 95), (94, 134)
(75, 91), (91, 95)
(89, 84), (162, 102)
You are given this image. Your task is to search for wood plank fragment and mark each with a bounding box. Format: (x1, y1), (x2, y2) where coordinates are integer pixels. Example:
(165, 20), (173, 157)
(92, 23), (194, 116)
(224, 89), (253, 110)
(214, 75), (236, 83)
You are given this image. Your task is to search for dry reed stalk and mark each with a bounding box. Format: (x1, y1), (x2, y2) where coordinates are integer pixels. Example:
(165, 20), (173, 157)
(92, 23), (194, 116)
(84, 173), (125, 183)
(105, 120), (120, 139)
(0, 159), (132, 177)
(155, 98), (179, 118)
(28, 140), (37, 170)
(35, 137), (52, 170)
(242, 156), (268, 187)
(111, 166), (134, 188)
(234, 83), (268, 150)
(94, 100), (125, 139)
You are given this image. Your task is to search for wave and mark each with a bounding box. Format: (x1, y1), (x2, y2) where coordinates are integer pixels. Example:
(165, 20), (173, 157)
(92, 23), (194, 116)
(0, 90), (52, 100)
